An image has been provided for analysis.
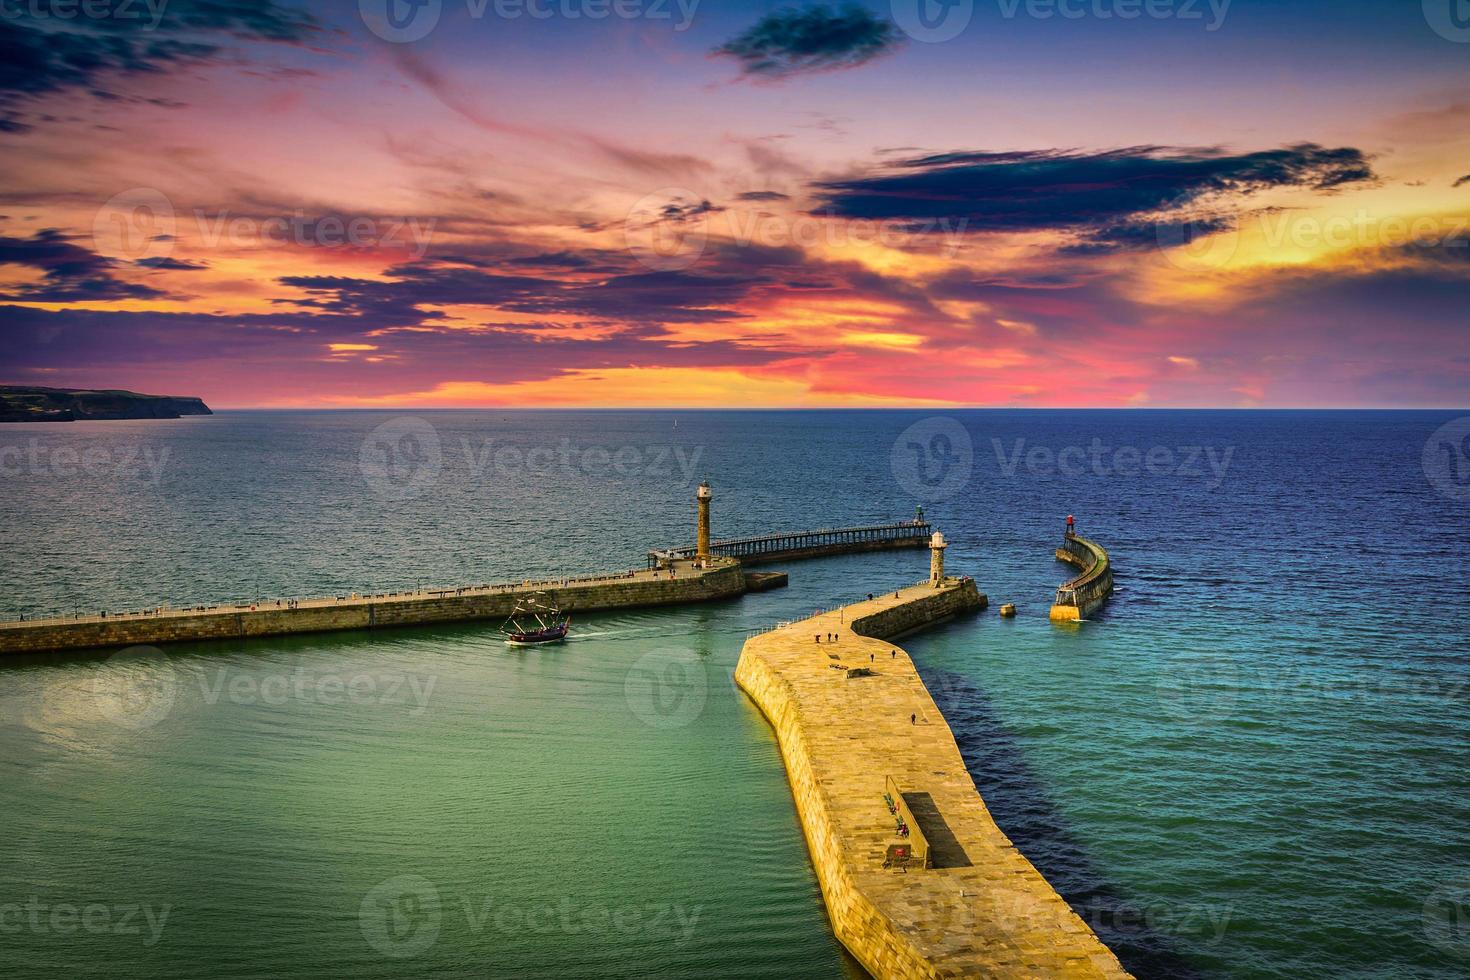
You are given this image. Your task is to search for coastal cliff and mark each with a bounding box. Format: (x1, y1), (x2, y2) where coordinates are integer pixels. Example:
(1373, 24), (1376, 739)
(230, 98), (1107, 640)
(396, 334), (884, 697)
(0, 385), (213, 422)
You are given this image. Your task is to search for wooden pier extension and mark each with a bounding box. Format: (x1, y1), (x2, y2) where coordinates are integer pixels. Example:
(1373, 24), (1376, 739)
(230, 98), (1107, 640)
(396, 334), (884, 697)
(735, 579), (1131, 979)
(649, 521), (932, 568)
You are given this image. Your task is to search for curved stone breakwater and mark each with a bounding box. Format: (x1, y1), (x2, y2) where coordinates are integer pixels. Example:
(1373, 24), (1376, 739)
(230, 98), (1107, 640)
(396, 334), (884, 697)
(0, 558), (747, 656)
(1049, 534), (1114, 623)
(735, 579), (1131, 979)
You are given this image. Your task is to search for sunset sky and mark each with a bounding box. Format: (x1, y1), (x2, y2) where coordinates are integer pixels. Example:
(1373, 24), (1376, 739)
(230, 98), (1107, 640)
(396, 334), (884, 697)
(2, 0), (1468, 407)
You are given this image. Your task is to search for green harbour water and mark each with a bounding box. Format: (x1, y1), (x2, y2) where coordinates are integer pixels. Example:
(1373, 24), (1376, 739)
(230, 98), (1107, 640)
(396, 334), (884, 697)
(2, 409), (1468, 978)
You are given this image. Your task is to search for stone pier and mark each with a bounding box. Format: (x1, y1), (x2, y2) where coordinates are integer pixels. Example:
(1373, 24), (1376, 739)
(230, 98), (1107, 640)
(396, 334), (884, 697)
(0, 558), (747, 656)
(735, 579), (1131, 979)
(1049, 533), (1113, 622)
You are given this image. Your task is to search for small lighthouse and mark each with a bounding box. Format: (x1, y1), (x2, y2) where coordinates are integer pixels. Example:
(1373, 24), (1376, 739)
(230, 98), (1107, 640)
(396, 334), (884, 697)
(696, 481), (713, 561)
(929, 531), (947, 586)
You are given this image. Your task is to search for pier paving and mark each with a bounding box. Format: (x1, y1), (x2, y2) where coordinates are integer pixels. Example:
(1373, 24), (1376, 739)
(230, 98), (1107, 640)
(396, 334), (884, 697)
(735, 578), (1131, 979)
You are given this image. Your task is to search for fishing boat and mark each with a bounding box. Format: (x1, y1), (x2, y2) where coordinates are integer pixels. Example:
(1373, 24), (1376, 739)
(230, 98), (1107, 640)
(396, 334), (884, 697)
(500, 592), (571, 646)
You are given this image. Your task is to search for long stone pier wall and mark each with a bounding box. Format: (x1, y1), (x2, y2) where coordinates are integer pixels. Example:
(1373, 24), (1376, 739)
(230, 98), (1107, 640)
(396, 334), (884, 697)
(0, 559), (747, 656)
(1049, 534), (1114, 622)
(735, 580), (1130, 979)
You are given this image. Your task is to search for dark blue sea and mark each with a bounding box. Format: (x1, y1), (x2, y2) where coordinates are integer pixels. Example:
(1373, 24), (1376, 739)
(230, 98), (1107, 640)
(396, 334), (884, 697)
(1, 409), (1467, 979)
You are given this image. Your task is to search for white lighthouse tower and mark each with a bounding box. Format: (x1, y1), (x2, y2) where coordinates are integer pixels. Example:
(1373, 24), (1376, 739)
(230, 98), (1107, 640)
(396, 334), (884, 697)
(929, 531), (947, 586)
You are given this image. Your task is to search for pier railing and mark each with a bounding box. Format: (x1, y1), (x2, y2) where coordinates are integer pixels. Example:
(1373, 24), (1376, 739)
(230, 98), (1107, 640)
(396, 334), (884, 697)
(650, 520), (931, 568)
(0, 564), (703, 630)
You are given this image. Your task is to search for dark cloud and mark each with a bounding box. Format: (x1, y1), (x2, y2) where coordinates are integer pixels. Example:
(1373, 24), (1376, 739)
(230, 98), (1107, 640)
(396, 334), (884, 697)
(811, 145), (1376, 247)
(0, 228), (163, 301)
(713, 4), (900, 80)
(1454, 174), (1470, 188)
(0, 0), (320, 131)
(1060, 216), (1235, 255)
(737, 191), (792, 202)
(135, 256), (208, 270)
(279, 261), (762, 328)
(658, 199), (723, 222)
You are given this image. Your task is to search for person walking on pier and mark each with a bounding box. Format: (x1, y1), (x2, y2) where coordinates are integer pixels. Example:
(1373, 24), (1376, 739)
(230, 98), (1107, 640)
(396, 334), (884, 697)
(1067, 514), (1075, 535)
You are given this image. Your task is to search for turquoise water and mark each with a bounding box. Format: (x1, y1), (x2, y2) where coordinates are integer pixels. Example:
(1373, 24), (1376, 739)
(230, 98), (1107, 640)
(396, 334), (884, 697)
(2, 410), (1468, 978)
